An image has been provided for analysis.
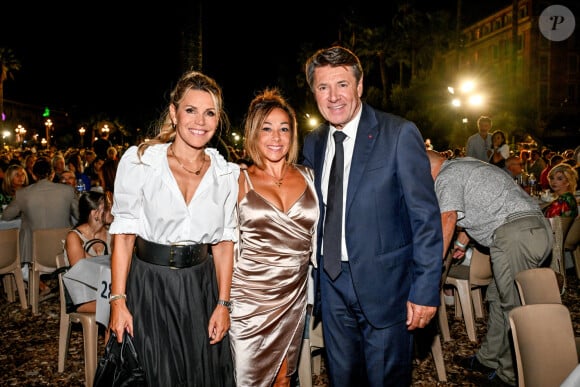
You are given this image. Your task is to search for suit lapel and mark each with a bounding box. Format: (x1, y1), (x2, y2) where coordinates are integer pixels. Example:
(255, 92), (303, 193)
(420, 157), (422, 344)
(346, 104), (378, 213)
(313, 126), (329, 195)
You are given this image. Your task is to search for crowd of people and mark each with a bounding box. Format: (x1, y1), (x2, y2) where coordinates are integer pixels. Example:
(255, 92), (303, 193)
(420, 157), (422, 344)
(1, 44), (579, 387)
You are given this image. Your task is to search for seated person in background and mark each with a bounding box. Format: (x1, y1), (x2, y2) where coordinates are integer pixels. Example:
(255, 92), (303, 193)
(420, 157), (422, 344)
(2, 157), (79, 294)
(543, 163), (578, 219)
(59, 170), (77, 189)
(84, 156), (105, 190)
(505, 156), (524, 179)
(66, 151), (91, 191)
(64, 191), (112, 313)
(0, 164), (28, 208)
(51, 154), (66, 183)
(540, 154), (564, 190)
(98, 159), (118, 228)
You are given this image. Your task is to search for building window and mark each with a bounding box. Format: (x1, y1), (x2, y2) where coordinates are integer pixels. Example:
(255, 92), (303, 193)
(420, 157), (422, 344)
(519, 5), (528, 18)
(505, 14), (512, 26)
(482, 24), (491, 36)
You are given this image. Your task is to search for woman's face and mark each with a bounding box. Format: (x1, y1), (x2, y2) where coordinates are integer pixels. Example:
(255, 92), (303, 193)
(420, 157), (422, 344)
(549, 171), (571, 195)
(492, 133), (503, 146)
(170, 89), (218, 149)
(257, 107), (291, 164)
(12, 168), (27, 188)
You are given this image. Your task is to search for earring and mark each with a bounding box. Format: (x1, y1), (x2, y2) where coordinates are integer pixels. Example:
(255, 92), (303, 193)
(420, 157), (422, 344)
(172, 122), (176, 129)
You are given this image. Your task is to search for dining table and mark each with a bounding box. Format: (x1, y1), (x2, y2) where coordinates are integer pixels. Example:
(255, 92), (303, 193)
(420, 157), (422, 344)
(62, 255), (112, 326)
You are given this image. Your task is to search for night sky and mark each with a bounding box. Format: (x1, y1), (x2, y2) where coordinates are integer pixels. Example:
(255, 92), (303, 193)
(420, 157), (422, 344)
(1, 1), (510, 131)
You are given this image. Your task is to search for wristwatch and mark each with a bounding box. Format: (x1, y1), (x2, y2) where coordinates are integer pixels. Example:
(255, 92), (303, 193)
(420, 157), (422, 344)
(217, 299), (233, 313)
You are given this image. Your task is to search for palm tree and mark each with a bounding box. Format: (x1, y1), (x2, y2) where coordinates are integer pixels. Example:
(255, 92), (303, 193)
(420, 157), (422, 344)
(0, 47), (21, 121)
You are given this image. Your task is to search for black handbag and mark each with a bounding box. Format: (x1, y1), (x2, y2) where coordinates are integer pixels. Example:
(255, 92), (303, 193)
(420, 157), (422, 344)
(93, 331), (147, 387)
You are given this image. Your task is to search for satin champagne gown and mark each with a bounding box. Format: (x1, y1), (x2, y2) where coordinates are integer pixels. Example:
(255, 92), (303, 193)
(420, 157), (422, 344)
(230, 165), (318, 387)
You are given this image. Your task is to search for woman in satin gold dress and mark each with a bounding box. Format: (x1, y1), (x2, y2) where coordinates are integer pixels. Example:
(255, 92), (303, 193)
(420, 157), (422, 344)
(229, 88), (319, 387)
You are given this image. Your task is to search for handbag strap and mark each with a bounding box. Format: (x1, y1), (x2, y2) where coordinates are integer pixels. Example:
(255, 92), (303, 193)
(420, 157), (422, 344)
(84, 238), (109, 256)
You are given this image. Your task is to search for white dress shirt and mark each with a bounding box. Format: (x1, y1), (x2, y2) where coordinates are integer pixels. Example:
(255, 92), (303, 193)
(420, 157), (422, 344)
(109, 143), (240, 245)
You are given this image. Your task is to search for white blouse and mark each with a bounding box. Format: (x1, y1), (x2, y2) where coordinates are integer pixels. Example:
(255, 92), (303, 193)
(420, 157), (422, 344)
(109, 143), (240, 245)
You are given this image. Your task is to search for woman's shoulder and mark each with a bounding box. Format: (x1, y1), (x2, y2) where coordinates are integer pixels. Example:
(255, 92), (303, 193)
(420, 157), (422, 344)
(293, 164), (315, 182)
(206, 148), (240, 176)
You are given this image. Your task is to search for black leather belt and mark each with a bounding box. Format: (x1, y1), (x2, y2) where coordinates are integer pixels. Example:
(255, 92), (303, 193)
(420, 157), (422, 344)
(135, 237), (209, 268)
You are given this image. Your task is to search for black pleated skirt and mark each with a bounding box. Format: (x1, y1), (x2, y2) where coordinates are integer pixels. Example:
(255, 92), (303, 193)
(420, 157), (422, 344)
(126, 254), (235, 387)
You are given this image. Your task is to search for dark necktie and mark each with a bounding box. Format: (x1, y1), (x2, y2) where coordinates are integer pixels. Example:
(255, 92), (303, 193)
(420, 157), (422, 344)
(323, 131), (346, 280)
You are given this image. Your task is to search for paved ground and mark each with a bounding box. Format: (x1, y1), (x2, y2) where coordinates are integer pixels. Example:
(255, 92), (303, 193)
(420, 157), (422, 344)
(1, 270), (579, 386)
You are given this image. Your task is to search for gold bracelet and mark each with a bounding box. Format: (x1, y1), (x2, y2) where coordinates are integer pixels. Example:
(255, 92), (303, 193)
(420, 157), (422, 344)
(109, 294), (127, 304)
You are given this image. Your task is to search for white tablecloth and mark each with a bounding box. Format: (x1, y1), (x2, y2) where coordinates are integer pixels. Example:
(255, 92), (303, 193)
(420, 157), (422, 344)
(63, 255), (111, 326)
(561, 364), (580, 386)
(0, 218), (21, 230)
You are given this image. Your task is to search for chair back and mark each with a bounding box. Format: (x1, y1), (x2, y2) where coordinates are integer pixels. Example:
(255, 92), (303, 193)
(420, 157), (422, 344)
(442, 247), (492, 342)
(0, 228), (27, 309)
(0, 228), (19, 270)
(549, 216), (574, 293)
(469, 248), (493, 286)
(30, 227), (70, 315)
(564, 216), (580, 251)
(509, 303), (578, 387)
(515, 267), (561, 305)
(56, 252), (98, 387)
(32, 227), (70, 271)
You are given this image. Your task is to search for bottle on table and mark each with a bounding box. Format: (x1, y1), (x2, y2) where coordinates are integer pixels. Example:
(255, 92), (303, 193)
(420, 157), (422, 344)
(527, 173), (537, 196)
(76, 179), (86, 193)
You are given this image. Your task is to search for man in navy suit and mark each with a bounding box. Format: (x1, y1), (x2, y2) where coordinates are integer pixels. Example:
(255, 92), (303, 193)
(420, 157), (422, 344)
(302, 46), (443, 386)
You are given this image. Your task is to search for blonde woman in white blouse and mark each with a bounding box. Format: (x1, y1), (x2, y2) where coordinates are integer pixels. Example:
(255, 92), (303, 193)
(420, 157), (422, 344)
(107, 71), (238, 387)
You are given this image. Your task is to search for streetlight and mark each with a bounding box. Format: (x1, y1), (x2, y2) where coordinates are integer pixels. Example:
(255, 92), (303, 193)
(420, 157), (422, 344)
(2, 130), (10, 149)
(15, 125), (25, 146)
(45, 119), (53, 148)
(79, 127), (86, 147)
(305, 113), (319, 129)
(448, 79), (486, 129)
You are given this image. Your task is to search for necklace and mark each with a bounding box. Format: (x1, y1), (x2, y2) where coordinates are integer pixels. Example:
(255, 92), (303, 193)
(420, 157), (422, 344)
(170, 145), (206, 175)
(262, 164), (289, 188)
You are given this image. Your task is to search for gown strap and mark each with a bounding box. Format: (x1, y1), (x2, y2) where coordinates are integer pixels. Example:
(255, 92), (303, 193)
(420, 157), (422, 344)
(242, 169), (255, 191)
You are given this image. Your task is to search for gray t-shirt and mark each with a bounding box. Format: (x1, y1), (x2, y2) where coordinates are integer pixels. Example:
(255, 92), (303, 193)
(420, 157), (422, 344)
(435, 157), (542, 246)
(466, 133), (492, 162)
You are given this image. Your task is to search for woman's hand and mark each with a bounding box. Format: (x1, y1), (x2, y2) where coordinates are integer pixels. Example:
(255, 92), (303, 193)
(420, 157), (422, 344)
(108, 298), (133, 342)
(208, 305), (230, 344)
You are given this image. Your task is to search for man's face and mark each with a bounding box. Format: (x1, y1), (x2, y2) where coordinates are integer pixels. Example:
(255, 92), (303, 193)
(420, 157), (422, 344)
(61, 172), (76, 187)
(311, 65), (363, 130)
(478, 121), (491, 135)
(507, 159), (523, 176)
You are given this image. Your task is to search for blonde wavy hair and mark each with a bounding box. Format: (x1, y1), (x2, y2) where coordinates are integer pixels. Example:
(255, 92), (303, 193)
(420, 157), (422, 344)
(548, 162), (578, 193)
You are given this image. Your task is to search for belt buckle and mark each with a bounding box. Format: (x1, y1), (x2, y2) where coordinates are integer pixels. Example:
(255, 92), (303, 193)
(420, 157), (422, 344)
(169, 242), (190, 268)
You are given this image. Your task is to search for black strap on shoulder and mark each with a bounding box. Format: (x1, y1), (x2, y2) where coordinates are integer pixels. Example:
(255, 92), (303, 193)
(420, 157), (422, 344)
(84, 238), (109, 255)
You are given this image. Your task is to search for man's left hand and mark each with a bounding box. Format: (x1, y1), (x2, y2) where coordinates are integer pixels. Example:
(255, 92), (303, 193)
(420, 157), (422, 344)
(406, 301), (437, 330)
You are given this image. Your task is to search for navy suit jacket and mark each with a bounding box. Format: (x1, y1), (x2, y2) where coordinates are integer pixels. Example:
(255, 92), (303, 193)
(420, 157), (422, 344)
(302, 103), (443, 329)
